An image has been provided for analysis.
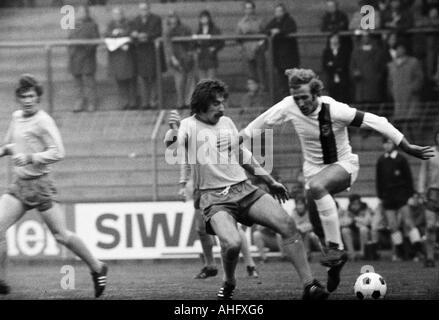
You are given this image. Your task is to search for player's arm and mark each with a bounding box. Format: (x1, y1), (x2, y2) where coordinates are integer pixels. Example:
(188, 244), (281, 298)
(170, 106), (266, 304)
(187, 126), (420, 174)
(342, 105), (434, 160)
(178, 163), (191, 201)
(418, 159), (428, 195)
(164, 110), (181, 148)
(239, 146), (289, 203)
(0, 118), (15, 158)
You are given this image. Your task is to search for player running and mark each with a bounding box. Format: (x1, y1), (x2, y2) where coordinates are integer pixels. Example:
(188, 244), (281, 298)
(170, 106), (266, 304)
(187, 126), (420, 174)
(0, 74), (108, 297)
(240, 68), (434, 292)
(165, 79), (328, 300)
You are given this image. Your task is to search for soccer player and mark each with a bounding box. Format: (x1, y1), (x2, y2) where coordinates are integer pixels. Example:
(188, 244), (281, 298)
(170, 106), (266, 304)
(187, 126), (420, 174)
(418, 131), (439, 267)
(165, 79), (328, 300)
(240, 68), (434, 292)
(0, 74), (108, 297)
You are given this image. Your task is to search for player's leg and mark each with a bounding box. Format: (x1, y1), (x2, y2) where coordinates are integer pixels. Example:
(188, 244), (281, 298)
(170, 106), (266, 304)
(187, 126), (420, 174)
(194, 208), (218, 279)
(209, 210), (242, 300)
(246, 194), (328, 300)
(424, 209), (437, 267)
(341, 226), (355, 260)
(39, 203), (107, 297)
(0, 194), (26, 294)
(401, 208), (424, 261)
(237, 225), (258, 278)
(384, 209), (404, 261)
(358, 226), (369, 259)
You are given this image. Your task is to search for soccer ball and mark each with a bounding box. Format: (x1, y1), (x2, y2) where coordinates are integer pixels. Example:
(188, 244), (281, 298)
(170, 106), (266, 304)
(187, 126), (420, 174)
(354, 272), (387, 300)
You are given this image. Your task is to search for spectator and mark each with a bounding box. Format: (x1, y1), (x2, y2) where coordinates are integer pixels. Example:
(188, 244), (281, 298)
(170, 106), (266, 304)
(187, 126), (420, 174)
(387, 41), (423, 140)
(239, 78), (269, 113)
(264, 3), (300, 98)
(88, 0), (107, 5)
(321, 0), (349, 33)
(236, 0), (267, 91)
(350, 32), (387, 103)
(415, 4), (439, 100)
(130, 2), (162, 110)
(400, 192), (426, 262)
(291, 196), (323, 260)
(418, 130), (439, 267)
(194, 10), (225, 80)
(105, 7), (137, 110)
(164, 12), (195, 110)
(381, 0), (414, 31)
(376, 137), (414, 261)
(68, 5), (100, 113)
(340, 194), (380, 261)
(322, 33), (351, 102)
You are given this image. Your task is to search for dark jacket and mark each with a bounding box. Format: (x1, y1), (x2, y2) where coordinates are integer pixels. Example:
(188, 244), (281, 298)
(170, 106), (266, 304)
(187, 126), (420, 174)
(264, 13), (300, 71)
(194, 23), (225, 70)
(68, 18), (100, 76)
(320, 10), (349, 32)
(376, 152), (414, 210)
(105, 19), (135, 80)
(165, 22), (194, 72)
(130, 13), (163, 79)
(322, 44), (351, 102)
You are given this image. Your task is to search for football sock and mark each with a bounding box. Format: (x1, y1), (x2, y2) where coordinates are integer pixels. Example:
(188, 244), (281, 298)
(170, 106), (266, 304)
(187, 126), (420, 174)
(238, 228), (256, 267)
(282, 234), (314, 287)
(0, 238), (6, 281)
(221, 244), (240, 285)
(315, 194), (344, 249)
(198, 232), (216, 267)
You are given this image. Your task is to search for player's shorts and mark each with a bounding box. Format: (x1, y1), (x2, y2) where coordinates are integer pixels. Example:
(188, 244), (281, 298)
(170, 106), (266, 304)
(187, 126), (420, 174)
(303, 153), (359, 187)
(199, 179), (266, 235)
(193, 189), (201, 210)
(7, 174), (57, 212)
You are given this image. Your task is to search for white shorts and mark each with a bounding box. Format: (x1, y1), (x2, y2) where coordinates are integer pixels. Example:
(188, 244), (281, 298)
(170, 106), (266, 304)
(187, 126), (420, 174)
(303, 153), (360, 187)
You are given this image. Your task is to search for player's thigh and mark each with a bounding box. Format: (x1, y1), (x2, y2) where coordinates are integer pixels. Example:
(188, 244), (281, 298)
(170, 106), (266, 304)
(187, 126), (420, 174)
(307, 163), (351, 195)
(209, 210), (241, 247)
(246, 194), (295, 237)
(0, 194), (26, 235)
(194, 209), (206, 234)
(38, 203), (69, 237)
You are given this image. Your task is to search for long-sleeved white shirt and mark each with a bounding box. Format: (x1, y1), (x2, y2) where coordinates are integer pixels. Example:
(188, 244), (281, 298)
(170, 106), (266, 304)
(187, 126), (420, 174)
(243, 96), (404, 168)
(4, 110), (65, 178)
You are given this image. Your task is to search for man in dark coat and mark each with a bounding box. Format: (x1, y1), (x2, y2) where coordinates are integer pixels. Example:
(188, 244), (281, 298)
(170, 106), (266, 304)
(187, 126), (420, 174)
(130, 1), (162, 109)
(322, 33), (351, 102)
(264, 4), (300, 98)
(376, 137), (415, 261)
(68, 5), (100, 112)
(105, 7), (137, 110)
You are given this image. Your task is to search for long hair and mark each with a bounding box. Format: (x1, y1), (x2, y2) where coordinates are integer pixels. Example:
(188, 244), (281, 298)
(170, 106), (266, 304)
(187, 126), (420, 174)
(197, 10), (215, 33)
(190, 79), (229, 114)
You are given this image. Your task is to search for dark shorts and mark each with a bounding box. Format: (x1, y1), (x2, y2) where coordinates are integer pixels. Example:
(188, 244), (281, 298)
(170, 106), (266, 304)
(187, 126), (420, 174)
(199, 180), (266, 235)
(425, 188), (439, 212)
(7, 175), (57, 212)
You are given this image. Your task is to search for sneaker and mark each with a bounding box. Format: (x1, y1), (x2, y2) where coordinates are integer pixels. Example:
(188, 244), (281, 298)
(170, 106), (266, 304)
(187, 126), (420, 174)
(302, 279), (329, 300)
(194, 266), (218, 279)
(0, 280), (10, 295)
(91, 263), (108, 298)
(246, 266), (259, 278)
(320, 243), (348, 293)
(217, 281), (235, 300)
(424, 259), (436, 268)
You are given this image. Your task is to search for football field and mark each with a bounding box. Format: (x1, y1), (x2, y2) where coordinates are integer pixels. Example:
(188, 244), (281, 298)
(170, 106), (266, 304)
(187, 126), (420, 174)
(1, 256), (438, 300)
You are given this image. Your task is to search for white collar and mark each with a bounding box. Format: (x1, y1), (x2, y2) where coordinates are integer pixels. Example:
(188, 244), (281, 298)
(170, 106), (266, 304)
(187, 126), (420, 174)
(385, 150), (398, 159)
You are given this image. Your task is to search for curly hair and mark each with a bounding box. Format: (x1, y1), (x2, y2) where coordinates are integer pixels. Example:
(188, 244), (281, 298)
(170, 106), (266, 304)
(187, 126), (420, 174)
(285, 68), (324, 96)
(190, 79), (229, 114)
(15, 74), (43, 98)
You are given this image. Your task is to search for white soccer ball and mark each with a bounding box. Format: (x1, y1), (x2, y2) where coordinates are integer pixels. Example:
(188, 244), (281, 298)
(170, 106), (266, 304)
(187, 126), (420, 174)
(354, 272), (387, 300)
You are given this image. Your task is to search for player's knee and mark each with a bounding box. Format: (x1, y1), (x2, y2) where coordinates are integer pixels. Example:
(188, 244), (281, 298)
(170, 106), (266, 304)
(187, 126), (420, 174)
(221, 236), (242, 255)
(278, 217), (298, 239)
(307, 180), (327, 198)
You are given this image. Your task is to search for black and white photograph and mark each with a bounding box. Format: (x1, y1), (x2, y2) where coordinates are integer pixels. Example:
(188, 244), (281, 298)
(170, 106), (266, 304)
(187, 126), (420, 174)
(0, 0), (438, 315)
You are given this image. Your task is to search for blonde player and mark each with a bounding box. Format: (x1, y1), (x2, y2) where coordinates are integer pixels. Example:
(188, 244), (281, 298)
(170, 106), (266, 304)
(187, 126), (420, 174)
(165, 79), (328, 300)
(240, 68), (434, 293)
(0, 74), (108, 297)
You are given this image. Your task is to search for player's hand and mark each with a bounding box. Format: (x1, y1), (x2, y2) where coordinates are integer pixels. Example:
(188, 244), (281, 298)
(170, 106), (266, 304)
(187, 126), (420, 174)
(168, 110), (181, 129)
(399, 139), (435, 160)
(12, 153), (32, 166)
(178, 187), (187, 202)
(268, 181), (289, 203)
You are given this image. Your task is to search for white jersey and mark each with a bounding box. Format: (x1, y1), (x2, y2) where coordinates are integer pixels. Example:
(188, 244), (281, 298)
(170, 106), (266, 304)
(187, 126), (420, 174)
(243, 95), (404, 171)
